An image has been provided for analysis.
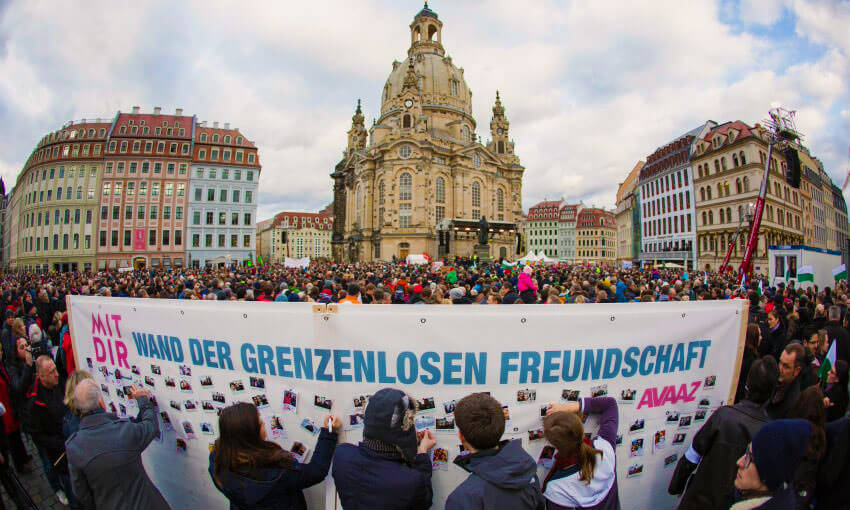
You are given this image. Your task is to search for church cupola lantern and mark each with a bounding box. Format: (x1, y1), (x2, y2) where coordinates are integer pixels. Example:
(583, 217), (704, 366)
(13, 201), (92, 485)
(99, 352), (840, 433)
(409, 2), (445, 57)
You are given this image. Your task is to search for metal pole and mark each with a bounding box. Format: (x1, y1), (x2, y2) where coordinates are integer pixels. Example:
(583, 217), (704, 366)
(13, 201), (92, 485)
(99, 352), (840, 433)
(739, 140), (774, 280)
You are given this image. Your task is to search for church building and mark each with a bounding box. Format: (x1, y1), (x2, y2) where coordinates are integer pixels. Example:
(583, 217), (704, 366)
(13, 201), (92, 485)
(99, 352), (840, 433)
(331, 3), (525, 262)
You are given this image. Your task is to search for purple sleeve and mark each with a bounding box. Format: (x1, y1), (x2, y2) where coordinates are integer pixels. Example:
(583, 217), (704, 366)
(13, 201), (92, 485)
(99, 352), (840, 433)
(582, 397), (618, 447)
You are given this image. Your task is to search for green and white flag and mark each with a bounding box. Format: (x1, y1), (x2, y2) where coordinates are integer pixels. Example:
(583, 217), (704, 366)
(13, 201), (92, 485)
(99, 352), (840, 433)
(797, 265), (814, 283)
(833, 264), (847, 282)
(819, 339), (837, 382)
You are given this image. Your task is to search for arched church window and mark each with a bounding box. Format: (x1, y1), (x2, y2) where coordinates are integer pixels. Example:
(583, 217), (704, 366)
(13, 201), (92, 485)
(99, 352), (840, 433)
(497, 188), (504, 211)
(450, 80), (458, 96)
(379, 180), (385, 205)
(399, 172), (412, 200)
(399, 145), (412, 158)
(497, 141), (505, 154)
(472, 181), (480, 208)
(427, 24), (437, 41)
(435, 177), (445, 204)
(355, 185), (362, 226)
(402, 115), (412, 129)
(473, 153), (481, 167)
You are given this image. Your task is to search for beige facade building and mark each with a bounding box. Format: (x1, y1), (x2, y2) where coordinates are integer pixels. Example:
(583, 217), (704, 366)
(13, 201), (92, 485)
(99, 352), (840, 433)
(693, 121), (804, 272)
(615, 161), (643, 265)
(576, 208), (616, 265)
(331, 4), (523, 262)
(260, 211), (333, 262)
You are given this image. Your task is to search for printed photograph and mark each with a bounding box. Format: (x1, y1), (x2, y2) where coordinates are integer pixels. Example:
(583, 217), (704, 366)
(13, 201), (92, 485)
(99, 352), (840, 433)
(528, 428), (544, 441)
(179, 379), (192, 392)
(630, 437), (644, 457)
(229, 380), (245, 392)
(698, 397), (711, 408)
(300, 418), (320, 435)
(249, 376), (265, 389)
(590, 384), (608, 397)
(99, 366), (109, 377)
(353, 395), (370, 410)
(627, 464), (644, 477)
(179, 365), (192, 376)
(666, 411), (680, 423)
(679, 415), (692, 428)
(501, 405), (511, 422)
(540, 405), (549, 417)
(290, 441), (308, 462)
(114, 369), (124, 380)
(212, 392), (226, 404)
(144, 376), (155, 387)
(562, 389), (581, 402)
(116, 389), (125, 399)
(654, 430), (666, 450)
(160, 412), (172, 426)
(119, 403), (127, 417)
(695, 409), (707, 422)
(131, 365), (140, 375)
(616, 434), (623, 445)
(176, 438), (187, 453)
(620, 388), (636, 402)
(182, 420), (195, 439)
(443, 399), (457, 414)
(282, 389), (298, 411)
(107, 402), (116, 414)
(416, 397), (436, 412)
(100, 384), (109, 395)
(672, 433), (687, 445)
(348, 413), (365, 428)
(516, 388), (537, 403)
(184, 400), (197, 411)
(202, 401), (216, 412)
(415, 415), (436, 430)
(151, 364), (161, 375)
(432, 448), (448, 470)
(252, 394), (270, 409)
(665, 453), (679, 467)
(270, 416), (285, 435)
(169, 400), (181, 411)
(435, 417), (455, 431)
(86, 358), (93, 369)
(538, 446), (556, 469)
(629, 418), (645, 433)
(201, 422), (214, 435)
(164, 377), (176, 388)
(314, 395), (333, 410)
(199, 376), (213, 387)
(704, 375), (717, 388)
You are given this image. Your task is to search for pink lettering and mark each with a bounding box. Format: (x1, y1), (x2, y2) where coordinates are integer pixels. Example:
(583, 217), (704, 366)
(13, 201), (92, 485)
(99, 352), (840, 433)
(110, 314), (122, 337)
(93, 336), (106, 362)
(114, 340), (129, 369)
(636, 380), (703, 409)
(637, 387), (657, 409)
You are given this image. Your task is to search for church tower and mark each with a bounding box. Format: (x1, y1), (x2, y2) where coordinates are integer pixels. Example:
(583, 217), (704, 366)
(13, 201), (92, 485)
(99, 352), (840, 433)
(346, 99), (367, 155)
(489, 91), (514, 157)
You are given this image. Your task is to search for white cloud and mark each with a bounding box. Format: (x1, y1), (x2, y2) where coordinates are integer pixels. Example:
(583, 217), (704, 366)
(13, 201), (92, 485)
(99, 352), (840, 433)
(0, 0), (847, 219)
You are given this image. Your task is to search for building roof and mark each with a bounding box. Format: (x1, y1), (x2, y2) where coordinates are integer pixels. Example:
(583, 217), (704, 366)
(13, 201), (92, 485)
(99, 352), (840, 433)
(577, 207), (615, 228)
(701, 120), (754, 142)
(527, 199), (563, 221)
(195, 126), (256, 148)
(416, 2), (438, 19)
(272, 211), (334, 230)
(111, 111), (194, 139)
(617, 161), (644, 202)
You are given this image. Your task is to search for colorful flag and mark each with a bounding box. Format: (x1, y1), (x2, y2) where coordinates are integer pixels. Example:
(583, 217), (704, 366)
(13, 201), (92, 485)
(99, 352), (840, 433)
(833, 264), (847, 282)
(819, 340), (837, 382)
(797, 265), (814, 283)
(758, 279), (763, 296)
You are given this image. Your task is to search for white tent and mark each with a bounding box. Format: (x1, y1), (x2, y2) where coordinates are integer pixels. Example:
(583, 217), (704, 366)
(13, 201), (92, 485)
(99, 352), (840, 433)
(518, 252), (545, 264)
(284, 257), (310, 268)
(406, 254), (429, 265)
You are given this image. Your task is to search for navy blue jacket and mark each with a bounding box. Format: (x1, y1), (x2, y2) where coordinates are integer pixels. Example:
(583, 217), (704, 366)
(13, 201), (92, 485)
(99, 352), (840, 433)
(447, 439), (545, 510)
(332, 442), (433, 509)
(209, 428), (337, 510)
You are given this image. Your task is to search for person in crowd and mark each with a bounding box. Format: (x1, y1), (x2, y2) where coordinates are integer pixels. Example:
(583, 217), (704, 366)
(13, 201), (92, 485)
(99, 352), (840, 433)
(826, 305), (850, 364)
(541, 396), (618, 510)
(731, 419), (812, 509)
(339, 283), (362, 304)
(61, 370), (93, 440)
(817, 414), (850, 508)
(28, 355), (74, 506)
(787, 386), (827, 509)
(768, 343), (805, 419)
(736, 324), (762, 403)
(66, 380), (170, 510)
(0, 342), (30, 473)
(446, 392), (544, 509)
(0, 310), (16, 361)
(804, 329), (826, 371)
(823, 359), (849, 422)
(518, 266), (538, 304)
(670, 356), (778, 510)
(761, 309), (788, 360)
(333, 388), (435, 509)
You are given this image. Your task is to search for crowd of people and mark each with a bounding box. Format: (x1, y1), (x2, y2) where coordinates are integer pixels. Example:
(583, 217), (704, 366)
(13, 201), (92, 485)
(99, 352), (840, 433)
(0, 259), (848, 508)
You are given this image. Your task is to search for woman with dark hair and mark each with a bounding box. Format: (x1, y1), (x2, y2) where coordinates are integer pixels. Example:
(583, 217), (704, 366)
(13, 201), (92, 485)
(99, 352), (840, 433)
(209, 402), (340, 510)
(788, 386), (827, 509)
(823, 359), (849, 422)
(736, 324), (762, 403)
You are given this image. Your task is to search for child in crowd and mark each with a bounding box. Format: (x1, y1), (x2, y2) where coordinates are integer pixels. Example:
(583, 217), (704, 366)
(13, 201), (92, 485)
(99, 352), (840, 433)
(446, 392), (544, 509)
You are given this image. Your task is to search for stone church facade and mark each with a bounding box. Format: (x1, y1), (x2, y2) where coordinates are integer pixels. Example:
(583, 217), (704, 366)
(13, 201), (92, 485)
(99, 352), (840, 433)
(331, 3), (525, 262)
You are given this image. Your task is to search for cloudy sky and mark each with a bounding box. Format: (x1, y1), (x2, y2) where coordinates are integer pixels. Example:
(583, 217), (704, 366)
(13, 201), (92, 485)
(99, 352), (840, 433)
(1, 0), (848, 221)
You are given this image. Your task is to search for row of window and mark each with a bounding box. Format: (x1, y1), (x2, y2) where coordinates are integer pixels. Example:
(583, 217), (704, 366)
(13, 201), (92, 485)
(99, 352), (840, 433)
(26, 186), (95, 205)
(643, 191), (692, 219)
(190, 211), (253, 227)
(644, 214), (693, 237)
(643, 240), (693, 253)
(193, 187), (253, 204)
(108, 139), (190, 156)
(642, 169), (690, 199)
(99, 229), (184, 247)
(194, 168), (254, 181)
(103, 182), (186, 197)
(23, 209), (93, 228)
(33, 143), (103, 162)
(190, 233), (253, 249)
(28, 166), (96, 185)
(695, 151), (748, 178)
(105, 160), (188, 175)
(100, 204), (184, 221)
(20, 234), (91, 253)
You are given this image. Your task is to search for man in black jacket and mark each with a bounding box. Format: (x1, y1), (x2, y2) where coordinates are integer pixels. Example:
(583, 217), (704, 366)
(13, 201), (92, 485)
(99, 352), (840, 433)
(28, 355), (74, 507)
(767, 343), (804, 419)
(669, 356), (779, 510)
(760, 309), (788, 360)
(825, 305), (850, 364)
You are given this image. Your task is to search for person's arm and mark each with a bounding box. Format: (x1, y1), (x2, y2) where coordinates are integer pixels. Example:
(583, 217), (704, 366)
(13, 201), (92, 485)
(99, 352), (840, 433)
(68, 451), (95, 510)
(581, 397), (618, 447)
(125, 390), (160, 448)
(409, 452), (434, 510)
(293, 427), (337, 489)
(668, 407), (721, 495)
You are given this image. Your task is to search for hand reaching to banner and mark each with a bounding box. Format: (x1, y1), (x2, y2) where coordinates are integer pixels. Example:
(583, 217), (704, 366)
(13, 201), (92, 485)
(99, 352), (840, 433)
(417, 429), (436, 454)
(325, 414), (342, 434)
(128, 385), (152, 400)
(545, 401), (581, 416)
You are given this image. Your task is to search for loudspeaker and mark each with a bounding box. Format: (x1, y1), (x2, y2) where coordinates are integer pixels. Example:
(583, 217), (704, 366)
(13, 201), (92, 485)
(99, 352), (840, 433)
(782, 147), (801, 189)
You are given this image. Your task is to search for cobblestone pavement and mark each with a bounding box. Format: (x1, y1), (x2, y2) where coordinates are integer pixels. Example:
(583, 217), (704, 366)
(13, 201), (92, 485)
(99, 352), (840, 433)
(1, 435), (65, 510)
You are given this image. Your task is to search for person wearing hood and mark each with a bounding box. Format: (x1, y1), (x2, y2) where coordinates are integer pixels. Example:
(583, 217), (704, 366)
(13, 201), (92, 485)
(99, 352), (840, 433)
(541, 397), (619, 510)
(332, 388), (436, 509)
(210, 402), (340, 510)
(518, 266), (538, 304)
(669, 356), (778, 510)
(446, 392), (544, 510)
(449, 287), (471, 305)
(409, 284), (424, 305)
(731, 419), (812, 510)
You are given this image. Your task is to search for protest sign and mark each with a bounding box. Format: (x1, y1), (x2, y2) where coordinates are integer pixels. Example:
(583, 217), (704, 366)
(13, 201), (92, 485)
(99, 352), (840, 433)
(68, 296), (745, 509)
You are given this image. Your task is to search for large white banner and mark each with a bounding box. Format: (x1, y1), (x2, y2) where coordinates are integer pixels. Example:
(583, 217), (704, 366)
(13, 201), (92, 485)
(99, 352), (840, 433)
(68, 297), (746, 510)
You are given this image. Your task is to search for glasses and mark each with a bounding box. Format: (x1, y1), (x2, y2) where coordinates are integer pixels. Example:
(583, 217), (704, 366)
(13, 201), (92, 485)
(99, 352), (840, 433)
(741, 446), (753, 469)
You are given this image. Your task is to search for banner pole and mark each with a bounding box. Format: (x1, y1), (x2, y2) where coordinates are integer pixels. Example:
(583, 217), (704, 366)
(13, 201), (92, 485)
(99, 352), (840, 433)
(727, 298), (749, 404)
(66, 294), (82, 374)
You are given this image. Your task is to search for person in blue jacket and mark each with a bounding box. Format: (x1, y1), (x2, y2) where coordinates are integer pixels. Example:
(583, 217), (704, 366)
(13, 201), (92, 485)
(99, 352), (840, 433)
(332, 388), (436, 509)
(209, 402), (340, 510)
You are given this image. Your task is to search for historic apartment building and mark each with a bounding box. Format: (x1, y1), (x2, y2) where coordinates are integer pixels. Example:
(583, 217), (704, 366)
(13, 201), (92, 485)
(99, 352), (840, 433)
(187, 122), (260, 267)
(615, 161), (643, 266)
(692, 120), (804, 272)
(331, 4), (524, 262)
(526, 200), (562, 258)
(6, 107), (260, 271)
(576, 208), (616, 265)
(638, 122), (714, 270)
(262, 211), (333, 262)
(557, 203), (579, 261)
